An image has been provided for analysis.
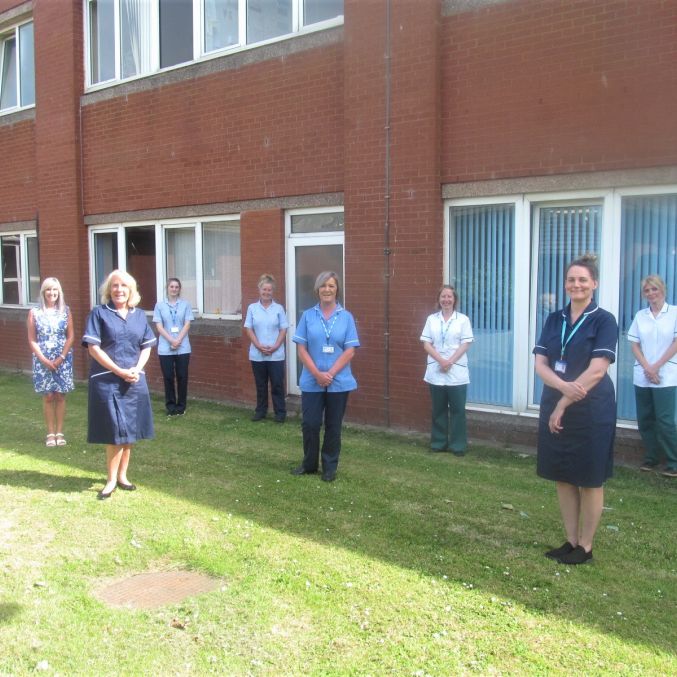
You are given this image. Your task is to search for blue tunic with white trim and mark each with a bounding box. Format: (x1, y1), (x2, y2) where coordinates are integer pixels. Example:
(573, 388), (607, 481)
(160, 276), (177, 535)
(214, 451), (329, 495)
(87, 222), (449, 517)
(82, 304), (157, 445)
(533, 303), (618, 487)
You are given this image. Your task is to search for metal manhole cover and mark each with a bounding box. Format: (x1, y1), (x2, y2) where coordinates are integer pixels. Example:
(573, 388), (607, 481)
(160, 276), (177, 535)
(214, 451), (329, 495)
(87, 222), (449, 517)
(95, 571), (222, 609)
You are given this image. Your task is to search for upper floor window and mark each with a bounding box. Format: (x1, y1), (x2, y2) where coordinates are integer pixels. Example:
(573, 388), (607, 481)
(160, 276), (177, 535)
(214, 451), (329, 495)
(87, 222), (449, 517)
(86, 0), (343, 87)
(0, 231), (40, 305)
(0, 20), (35, 112)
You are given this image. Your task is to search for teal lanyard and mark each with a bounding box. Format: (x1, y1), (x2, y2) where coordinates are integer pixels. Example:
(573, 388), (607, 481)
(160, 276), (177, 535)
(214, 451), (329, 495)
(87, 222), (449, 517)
(560, 312), (588, 360)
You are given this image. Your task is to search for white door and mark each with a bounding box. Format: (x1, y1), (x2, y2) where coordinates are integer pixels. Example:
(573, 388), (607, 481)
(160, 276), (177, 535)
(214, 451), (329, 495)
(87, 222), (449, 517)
(286, 209), (344, 395)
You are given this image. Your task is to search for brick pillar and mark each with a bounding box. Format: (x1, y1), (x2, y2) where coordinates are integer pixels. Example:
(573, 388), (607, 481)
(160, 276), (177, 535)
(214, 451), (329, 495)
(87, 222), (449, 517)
(33, 1), (87, 375)
(344, 0), (441, 427)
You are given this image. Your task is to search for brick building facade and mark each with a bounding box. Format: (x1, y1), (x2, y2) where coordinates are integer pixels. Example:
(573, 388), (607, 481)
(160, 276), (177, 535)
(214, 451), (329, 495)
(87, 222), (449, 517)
(2, 0), (676, 459)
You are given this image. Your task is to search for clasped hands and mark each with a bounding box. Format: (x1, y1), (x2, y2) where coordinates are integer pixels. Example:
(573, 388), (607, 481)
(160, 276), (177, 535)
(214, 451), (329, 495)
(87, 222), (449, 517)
(643, 365), (661, 385)
(258, 344), (276, 356)
(316, 371), (334, 388)
(437, 357), (455, 372)
(118, 367), (141, 383)
(549, 380), (587, 434)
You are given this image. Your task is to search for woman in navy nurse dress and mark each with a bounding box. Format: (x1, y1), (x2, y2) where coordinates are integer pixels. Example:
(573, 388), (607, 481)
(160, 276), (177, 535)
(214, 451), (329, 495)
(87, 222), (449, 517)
(533, 254), (618, 565)
(82, 270), (156, 500)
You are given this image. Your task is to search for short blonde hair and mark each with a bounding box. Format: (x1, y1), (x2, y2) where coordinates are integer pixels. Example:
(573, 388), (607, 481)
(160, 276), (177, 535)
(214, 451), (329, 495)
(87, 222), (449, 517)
(258, 273), (276, 290)
(641, 274), (666, 296)
(99, 269), (141, 308)
(39, 277), (66, 312)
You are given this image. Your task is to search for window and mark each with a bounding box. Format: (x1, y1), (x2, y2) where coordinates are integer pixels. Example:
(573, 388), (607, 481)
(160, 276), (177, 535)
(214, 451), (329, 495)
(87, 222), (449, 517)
(86, 0), (343, 86)
(0, 20), (35, 112)
(617, 193), (677, 420)
(531, 203), (602, 404)
(446, 186), (677, 424)
(0, 231), (40, 305)
(89, 217), (241, 317)
(449, 204), (514, 407)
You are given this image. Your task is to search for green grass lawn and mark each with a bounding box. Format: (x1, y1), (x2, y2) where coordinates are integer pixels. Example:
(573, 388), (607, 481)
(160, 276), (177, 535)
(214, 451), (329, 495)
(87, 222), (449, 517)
(0, 371), (675, 676)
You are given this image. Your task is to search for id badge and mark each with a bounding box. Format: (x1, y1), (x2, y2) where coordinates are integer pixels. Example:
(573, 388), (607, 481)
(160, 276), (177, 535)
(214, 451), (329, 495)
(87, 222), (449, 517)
(171, 326), (180, 334)
(554, 360), (567, 374)
(322, 345), (335, 354)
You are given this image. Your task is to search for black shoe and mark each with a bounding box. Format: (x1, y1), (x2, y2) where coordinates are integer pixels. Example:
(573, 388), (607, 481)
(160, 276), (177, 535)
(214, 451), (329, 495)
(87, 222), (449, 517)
(274, 415), (286, 423)
(639, 462), (658, 472)
(321, 471), (336, 482)
(557, 545), (593, 565)
(117, 482), (137, 491)
(544, 541), (574, 560)
(451, 450), (466, 457)
(97, 488), (115, 500)
(291, 466), (317, 476)
(251, 413), (266, 421)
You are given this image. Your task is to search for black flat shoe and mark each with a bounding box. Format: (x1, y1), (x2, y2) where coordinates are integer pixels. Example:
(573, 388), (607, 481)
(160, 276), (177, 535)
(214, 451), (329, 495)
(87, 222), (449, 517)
(117, 482), (137, 491)
(251, 413), (266, 421)
(97, 488), (115, 500)
(291, 466), (316, 476)
(545, 541), (574, 560)
(321, 472), (336, 482)
(557, 545), (593, 565)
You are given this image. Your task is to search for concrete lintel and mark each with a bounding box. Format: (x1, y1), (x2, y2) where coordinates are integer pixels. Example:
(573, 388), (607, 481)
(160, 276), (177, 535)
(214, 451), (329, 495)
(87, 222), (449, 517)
(84, 193), (344, 226)
(443, 167), (677, 199)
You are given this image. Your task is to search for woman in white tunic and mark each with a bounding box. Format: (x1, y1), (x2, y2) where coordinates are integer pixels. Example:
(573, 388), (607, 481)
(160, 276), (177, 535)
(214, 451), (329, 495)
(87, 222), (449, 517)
(420, 285), (474, 454)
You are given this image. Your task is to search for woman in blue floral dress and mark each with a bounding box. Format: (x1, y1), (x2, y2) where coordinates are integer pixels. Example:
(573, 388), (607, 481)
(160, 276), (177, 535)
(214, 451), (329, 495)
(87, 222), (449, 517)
(27, 278), (75, 446)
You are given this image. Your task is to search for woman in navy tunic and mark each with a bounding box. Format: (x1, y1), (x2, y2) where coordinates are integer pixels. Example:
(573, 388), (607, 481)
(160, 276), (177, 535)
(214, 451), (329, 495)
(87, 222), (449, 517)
(533, 254), (618, 565)
(82, 270), (156, 500)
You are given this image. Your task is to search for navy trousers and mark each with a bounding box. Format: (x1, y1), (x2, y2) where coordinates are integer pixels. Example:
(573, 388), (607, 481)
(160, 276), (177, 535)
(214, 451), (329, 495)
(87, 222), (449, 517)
(251, 360), (286, 417)
(301, 390), (350, 474)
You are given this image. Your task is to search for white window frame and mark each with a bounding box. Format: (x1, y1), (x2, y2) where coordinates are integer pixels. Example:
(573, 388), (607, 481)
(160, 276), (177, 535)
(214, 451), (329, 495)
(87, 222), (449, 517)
(88, 215), (241, 318)
(0, 18), (35, 115)
(84, 0), (344, 90)
(0, 230), (38, 306)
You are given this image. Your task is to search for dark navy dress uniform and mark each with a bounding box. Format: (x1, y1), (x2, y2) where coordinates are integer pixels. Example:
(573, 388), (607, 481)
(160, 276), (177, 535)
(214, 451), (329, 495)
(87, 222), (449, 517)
(533, 302), (618, 488)
(82, 304), (157, 445)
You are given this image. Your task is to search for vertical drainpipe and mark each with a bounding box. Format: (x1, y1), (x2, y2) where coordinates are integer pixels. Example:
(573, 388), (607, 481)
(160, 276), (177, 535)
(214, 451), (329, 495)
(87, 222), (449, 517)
(383, 0), (392, 428)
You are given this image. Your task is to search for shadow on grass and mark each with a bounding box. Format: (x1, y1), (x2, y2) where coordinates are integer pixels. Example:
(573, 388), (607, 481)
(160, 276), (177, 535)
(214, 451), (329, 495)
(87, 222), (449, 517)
(1, 372), (676, 656)
(0, 470), (96, 493)
(0, 602), (21, 624)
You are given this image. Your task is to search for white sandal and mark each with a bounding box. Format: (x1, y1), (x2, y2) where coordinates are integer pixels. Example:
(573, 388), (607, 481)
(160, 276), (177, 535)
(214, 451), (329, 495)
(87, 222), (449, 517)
(55, 433), (67, 446)
(46, 434), (56, 447)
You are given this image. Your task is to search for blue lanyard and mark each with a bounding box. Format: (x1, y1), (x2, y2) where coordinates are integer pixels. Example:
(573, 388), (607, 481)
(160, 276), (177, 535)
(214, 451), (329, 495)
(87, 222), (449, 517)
(168, 302), (179, 327)
(560, 312), (588, 360)
(320, 312), (339, 344)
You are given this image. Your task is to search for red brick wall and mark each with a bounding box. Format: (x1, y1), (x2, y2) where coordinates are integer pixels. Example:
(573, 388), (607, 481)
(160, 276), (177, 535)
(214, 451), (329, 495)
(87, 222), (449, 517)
(81, 45), (344, 214)
(344, 0), (442, 428)
(441, 0), (677, 182)
(0, 119), (35, 219)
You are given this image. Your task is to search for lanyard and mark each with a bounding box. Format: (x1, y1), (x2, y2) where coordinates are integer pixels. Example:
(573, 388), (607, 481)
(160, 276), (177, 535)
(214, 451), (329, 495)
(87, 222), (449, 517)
(320, 312), (339, 344)
(168, 302), (179, 327)
(440, 313), (454, 346)
(560, 312), (588, 360)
